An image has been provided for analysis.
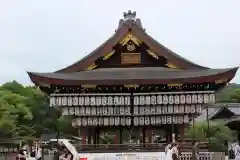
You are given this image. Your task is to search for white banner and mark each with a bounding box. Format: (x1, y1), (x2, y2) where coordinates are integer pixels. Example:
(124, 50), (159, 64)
(78, 152), (166, 160)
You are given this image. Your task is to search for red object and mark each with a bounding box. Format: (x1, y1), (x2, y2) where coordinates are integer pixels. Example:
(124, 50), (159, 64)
(80, 158), (87, 160)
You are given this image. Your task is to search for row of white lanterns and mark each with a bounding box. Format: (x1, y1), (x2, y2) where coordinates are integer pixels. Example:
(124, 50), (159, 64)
(71, 115), (189, 127)
(61, 104), (202, 116)
(50, 93), (215, 107)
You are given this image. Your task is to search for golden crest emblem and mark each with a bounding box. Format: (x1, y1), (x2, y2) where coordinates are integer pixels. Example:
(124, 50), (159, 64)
(126, 44), (136, 51)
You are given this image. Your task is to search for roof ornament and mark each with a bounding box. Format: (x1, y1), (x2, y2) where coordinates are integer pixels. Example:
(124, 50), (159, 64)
(116, 10), (144, 31)
(123, 10), (136, 21)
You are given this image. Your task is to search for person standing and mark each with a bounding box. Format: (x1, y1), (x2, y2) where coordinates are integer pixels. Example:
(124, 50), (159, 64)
(191, 141), (199, 160)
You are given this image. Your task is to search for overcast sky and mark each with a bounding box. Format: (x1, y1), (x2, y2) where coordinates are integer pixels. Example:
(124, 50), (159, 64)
(0, 0), (239, 85)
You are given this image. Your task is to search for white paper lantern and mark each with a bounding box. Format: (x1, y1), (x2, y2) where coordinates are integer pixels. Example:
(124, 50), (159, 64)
(113, 96), (119, 105)
(90, 97), (96, 106)
(50, 97), (56, 107)
(125, 107), (131, 115)
(91, 107), (96, 115)
(157, 95), (162, 104)
(209, 94), (215, 104)
(174, 105), (179, 113)
(79, 97), (84, 106)
(139, 107), (145, 115)
(186, 95), (191, 104)
(134, 117), (139, 126)
(115, 117), (120, 126)
(119, 96), (125, 105)
(162, 116), (166, 124)
(107, 96), (113, 106)
(126, 117), (131, 126)
(75, 107), (80, 115)
(168, 105), (173, 113)
(102, 97), (107, 106)
(103, 107), (108, 115)
(139, 96), (145, 105)
(120, 107), (125, 115)
(114, 107), (119, 115)
(197, 94), (203, 104)
(96, 97), (101, 106)
(185, 105), (190, 114)
(134, 96), (139, 105)
(86, 107), (91, 115)
(88, 117), (93, 126)
(203, 94), (209, 104)
(150, 107), (156, 115)
(166, 116), (172, 124)
(98, 117), (103, 125)
(61, 97), (67, 106)
(151, 96), (157, 105)
(191, 94), (197, 104)
(180, 95), (185, 104)
(125, 96), (131, 105)
(109, 107), (114, 115)
(84, 97), (90, 106)
(156, 106), (162, 114)
(184, 115), (189, 123)
(145, 96), (151, 105)
(150, 116), (156, 125)
(56, 97), (62, 106)
(121, 117), (126, 126)
(156, 116), (161, 124)
(110, 117), (115, 126)
(172, 116), (176, 124)
(145, 107), (150, 115)
(93, 117), (98, 126)
(163, 95), (168, 104)
(73, 97), (78, 106)
(144, 117), (150, 125)
(196, 104), (202, 113)
(162, 106), (168, 114)
(133, 107), (139, 115)
(139, 117), (144, 125)
(179, 105), (185, 113)
(104, 117), (109, 126)
(174, 95), (180, 104)
(168, 95), (174, 104)
(99, 107), (103, 115)
(190, 105), (196, 113)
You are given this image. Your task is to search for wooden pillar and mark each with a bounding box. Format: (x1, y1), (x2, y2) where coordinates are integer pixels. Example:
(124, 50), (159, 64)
(120, 127), (123, 144)
(142, 127), (146, 144)
(179, 124), (185, 142)
(114, 128), (119, 144)
(81, 128), (86, 145)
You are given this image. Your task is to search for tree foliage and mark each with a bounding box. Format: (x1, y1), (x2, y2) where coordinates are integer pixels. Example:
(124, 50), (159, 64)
(0, 81), (74, 143)
(185, 120), (237, 151)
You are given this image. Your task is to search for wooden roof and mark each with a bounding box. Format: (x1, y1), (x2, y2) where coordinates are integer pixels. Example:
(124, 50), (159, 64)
(27, 11), (238, 86)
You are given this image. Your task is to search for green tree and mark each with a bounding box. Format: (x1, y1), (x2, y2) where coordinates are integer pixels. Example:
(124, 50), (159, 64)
(185, 120), (237, 152)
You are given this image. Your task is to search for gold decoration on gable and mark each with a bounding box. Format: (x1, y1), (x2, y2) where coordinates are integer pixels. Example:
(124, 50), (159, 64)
(103, 51), (115, 60)
(119, 33), (142, 46)
(167, 84), (182, 87)
(126, 44), (136, 51)
(86, 63), (97, 70)
(124, 84), (139, 88)
(82, 84), (96, 88)
(215, 78), (228, 84)
(166, 63), (178, 69)
(147, 50), (159, 59)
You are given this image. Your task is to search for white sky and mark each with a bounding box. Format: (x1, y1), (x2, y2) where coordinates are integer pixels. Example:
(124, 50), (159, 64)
(0, 0), (239, 85)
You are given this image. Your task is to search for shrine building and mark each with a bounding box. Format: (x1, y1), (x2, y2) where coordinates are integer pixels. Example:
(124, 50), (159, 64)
(27, 11), (238, 149)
